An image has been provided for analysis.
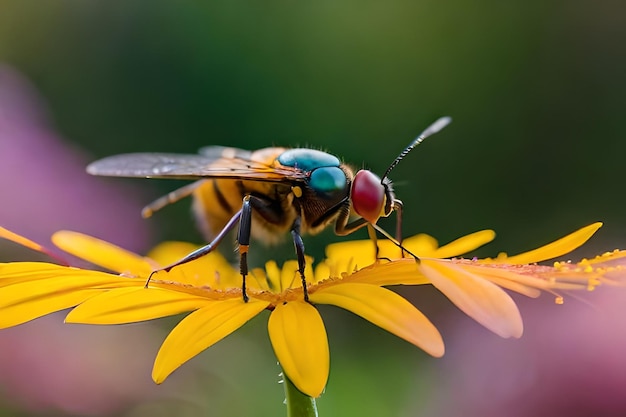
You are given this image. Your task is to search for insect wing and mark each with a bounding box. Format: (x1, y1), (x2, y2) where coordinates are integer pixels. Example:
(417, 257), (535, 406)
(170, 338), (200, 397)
(198, 146), (253, 160)
(87, 151), (307, 182)
(87, 153), (210, 179)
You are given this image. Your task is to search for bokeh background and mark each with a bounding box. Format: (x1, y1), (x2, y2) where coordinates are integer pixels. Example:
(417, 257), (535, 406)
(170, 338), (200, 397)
(0, 1), (625, 416)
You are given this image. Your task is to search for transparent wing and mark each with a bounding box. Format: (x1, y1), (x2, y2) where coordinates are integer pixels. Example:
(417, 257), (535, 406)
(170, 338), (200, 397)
(198, 146), (253, 159)
(86, 151), (306, 182)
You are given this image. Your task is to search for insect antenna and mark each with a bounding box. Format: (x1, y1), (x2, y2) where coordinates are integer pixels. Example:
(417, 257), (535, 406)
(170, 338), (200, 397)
(376, 116), (452, 259)
(381, 116), (452, 182)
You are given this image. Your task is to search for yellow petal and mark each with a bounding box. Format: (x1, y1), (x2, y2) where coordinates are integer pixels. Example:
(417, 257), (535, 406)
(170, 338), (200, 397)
(310, 283), (444, 357)
(280, 260), (301, 290)
(146, 241), (200, 264)
(277, 258), (314, 291)
(268, 302), (329, 398)
(325, 239), (377, 269)
(325, 230), (496, 266)
(488, 222), (603, 265)
(0, 267), (134, 328)
(419, 260), (523, 338)
(148, 241), (241, 289)
(462, 262), (558, 297)
(66, 287), (211, 324)
(430, 230), (496, 259)
(264, 260), (281, 291)
(0, 262), (74, 287)
(312, 261), (331, 284)
(0, 227), (62, 261)
(249, 267), (272, 292)
(469, 269), (542, 297)
(52, 231), (154, 276)
(157, 261), (241, 290)
(348, 259), (429, 286)
(0, 288), (101, 328)
(152, 298), (268, 383)
(399, 233), (440, 257)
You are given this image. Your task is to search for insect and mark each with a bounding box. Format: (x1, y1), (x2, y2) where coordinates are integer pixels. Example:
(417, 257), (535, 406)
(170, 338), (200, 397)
(87, 117), (451, 302)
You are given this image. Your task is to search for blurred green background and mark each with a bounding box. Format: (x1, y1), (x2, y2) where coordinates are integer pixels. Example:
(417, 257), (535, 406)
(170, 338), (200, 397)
(0, 1), (624, 416)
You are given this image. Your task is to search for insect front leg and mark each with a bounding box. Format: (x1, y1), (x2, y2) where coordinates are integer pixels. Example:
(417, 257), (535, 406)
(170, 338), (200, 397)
(392, 199), (405, 257)
(334, 205), (368, 236)
(241, 195), (310, 302)
(334, 208), (382, 260)
(238, 194), (284, 302)
(237, 195), (253, 302)
(290, 217), (309, 302)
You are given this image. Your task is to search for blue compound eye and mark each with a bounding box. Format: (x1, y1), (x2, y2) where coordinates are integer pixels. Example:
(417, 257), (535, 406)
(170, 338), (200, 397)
(309, 167), (348, 195)
(277, 149), (340, 171)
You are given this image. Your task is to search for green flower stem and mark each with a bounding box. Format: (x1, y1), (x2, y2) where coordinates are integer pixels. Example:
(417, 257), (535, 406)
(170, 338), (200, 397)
(283, 371), (319, 417)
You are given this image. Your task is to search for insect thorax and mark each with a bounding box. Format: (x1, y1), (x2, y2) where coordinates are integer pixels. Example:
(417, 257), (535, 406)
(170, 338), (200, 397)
(192, 178), (296, 245)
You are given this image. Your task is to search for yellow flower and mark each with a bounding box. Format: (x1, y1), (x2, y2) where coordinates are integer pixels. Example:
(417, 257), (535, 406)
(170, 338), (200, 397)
(326, 222), (623, 339)
(0, 227), (443, 398)
(0, 222), (623, 398)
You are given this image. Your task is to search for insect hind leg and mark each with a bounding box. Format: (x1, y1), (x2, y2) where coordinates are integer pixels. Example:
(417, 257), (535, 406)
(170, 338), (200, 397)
(141, 182), (201, 218)
(147, 195), (255, 303)
(290, 217), (309, 302)
(145, 208), (243, 287)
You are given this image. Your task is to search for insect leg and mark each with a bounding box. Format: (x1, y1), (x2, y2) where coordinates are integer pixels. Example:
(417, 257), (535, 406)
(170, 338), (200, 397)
(334, 210), (384, 258)
(335, 204), (410, 260)
(290, 217), (309, 302)
(334, 208), (368, 236)
(238, 193), (298, 301)
(241, 195), (309, 301)
(237, 195), (253, 302)
(370, 222), (421, 263)
(392, 199), (405, 257)
(141, 181), (201, 218)
(366, 223), (381, 260)
(145, 208), (242, 286)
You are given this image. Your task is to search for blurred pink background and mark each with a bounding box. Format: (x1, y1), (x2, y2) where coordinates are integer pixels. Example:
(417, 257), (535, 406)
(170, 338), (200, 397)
(0, 64), (151, 252)
(419, 289), (626, 417)
(0, 65), (182, 416)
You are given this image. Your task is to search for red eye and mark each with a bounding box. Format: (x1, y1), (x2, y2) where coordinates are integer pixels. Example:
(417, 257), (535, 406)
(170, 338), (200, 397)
(351, 170), (385, 224)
